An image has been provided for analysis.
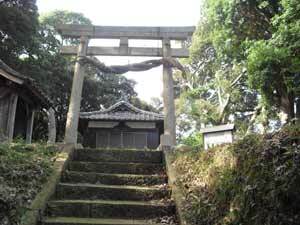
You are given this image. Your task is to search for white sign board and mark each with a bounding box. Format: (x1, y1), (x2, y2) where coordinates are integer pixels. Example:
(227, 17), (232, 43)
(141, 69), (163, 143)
(204, 131), (233, 149)
(201, 124), (235, 150)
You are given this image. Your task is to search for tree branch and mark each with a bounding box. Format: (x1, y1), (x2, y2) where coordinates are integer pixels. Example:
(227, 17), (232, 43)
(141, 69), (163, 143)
(230, 73), (243, 87)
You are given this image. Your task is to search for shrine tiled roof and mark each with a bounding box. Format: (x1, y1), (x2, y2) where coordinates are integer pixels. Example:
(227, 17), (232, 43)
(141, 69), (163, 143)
(0, 59), (52, 108)
(80, 100), (164, 121)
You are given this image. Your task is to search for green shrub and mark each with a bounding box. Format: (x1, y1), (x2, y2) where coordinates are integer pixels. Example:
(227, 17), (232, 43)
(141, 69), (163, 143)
(180, 132), (203, 150)
(0, 141), (58, 225)
(173, 124), (300, 225)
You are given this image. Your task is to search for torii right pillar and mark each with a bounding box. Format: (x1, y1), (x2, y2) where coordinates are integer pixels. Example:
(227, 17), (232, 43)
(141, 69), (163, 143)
(161, 39), (176, 147)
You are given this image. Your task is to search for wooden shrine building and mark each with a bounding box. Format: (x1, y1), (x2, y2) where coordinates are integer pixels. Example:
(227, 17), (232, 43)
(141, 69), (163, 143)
(79, 100), (164, 149)
(0, 59), (51, 143)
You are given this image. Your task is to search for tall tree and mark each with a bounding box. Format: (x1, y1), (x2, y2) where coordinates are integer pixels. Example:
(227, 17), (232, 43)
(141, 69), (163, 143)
(247, 0), (300, 121)
(177, 0), (286, 137)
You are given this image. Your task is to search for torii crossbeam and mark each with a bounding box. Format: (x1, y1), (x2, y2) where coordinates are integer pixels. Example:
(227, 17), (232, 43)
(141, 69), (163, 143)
(57, 24), (195, 147)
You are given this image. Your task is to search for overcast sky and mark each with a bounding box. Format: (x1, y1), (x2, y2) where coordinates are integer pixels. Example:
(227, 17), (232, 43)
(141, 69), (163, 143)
(37, 0), (201, 102)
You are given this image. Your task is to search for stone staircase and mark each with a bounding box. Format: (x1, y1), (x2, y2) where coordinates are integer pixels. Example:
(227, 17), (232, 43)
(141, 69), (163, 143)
(42, 148), (177, 225)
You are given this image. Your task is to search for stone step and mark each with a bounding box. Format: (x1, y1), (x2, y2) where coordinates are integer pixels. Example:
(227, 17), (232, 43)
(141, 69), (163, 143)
(46, 199), (175, 219)
(68, 161), (164, 175)
(62, 171), (167, 186)
(43, 217), (163, 225)
(73, 149), (163, 164)
(55, 183), (171, 201)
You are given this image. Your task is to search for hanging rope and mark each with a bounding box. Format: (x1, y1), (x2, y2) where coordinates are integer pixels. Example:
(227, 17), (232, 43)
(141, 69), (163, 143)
(78, 56), (186, 75)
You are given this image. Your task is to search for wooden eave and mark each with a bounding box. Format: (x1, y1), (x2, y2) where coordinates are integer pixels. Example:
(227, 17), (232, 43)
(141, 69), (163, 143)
(0, 59), (52, 108)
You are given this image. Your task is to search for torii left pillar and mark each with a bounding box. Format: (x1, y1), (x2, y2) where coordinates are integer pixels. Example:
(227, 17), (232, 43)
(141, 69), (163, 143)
(65, 36), (89, 144)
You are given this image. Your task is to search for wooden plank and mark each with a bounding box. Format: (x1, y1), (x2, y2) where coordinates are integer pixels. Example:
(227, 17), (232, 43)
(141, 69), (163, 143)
(125, 122), (156, 129)
(61, 46), (189, 58)
(88, 121), (119, 128)
(0, 89), (11, 139)
(56, 24), (195, 40)
(7, 93), (18, 141)
(0, 68), (24, 84)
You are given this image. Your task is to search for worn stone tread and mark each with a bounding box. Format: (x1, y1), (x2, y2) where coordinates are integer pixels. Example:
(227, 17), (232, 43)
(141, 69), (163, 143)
(48, 199), (173, 206)
(57, 182), (168, 191)
(44, 217), (163, 225)
(62, 171), (167, 186)
(55, 183), (171, 201)
(73, 148), (163, 163)
(47, 199), (175, 219)
(68, 161), (164, 175)
(78, 148), (161, 152)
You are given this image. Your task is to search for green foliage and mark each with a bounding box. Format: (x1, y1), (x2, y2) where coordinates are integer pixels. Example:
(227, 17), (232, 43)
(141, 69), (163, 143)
(130, 97), (160, 113)
(174, 124), (300, 224)
(247, 0), (300, 119)
(178, 0), (299, 135)
(176, 0), (270, 134)
(39, 10), (92, 46)
(0, 141), (58, 225)
(40, 10), (92, 26)
(0, 0), (39, 65)
(180, 132), (203, 150)
(247, 41), (291, 103)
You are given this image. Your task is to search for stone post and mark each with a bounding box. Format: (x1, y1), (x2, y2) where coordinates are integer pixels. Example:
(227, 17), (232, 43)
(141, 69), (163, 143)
(47, 107), (56, 144)
(162, 39), (176, 146)
(64, 36), (89, 144)
(26, 110), (35, 144)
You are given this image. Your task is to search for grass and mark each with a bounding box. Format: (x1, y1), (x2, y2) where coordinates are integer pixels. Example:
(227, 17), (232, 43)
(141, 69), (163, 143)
(173, 123), (300, 225)
(0, 140), (59, 225)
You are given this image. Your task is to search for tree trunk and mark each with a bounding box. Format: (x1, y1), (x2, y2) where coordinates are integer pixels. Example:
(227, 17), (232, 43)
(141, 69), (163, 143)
(246, 105), (262, 135)
(295, 97), (300, 120)
(280, 93), (295, 123)
(261, 106), (268, 134)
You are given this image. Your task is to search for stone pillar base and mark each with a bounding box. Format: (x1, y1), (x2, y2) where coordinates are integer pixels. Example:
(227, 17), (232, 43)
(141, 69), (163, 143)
(160, 134), (173, 151)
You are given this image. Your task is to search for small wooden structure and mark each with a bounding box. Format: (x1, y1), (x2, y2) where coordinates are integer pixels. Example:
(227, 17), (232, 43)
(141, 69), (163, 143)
(57, 24), (195, 147)
(79, 100), (164, 149)
(0, 60), (51, 143)
(200, 124), (235, 150)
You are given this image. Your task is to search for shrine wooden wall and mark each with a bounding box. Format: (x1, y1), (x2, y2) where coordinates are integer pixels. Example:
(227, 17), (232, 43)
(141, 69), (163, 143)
(81, 121), (163, 149)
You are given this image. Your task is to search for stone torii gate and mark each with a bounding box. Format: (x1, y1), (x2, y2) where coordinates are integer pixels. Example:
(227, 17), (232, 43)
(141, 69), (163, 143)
(57, 24), (194, 147)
